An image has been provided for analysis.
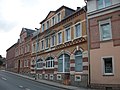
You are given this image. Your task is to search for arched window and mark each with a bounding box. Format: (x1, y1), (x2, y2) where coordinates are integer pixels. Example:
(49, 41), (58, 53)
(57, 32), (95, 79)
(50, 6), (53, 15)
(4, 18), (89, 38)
(36, 59), (43, 69)
(75, 50), (83, 72)
(46, 57), (54, 68)
(58, 54), (70, 72)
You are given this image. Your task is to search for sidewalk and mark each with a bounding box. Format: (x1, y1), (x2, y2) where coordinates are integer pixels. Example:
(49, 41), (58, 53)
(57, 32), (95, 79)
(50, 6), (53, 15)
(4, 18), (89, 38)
(5, 71), (97, 90)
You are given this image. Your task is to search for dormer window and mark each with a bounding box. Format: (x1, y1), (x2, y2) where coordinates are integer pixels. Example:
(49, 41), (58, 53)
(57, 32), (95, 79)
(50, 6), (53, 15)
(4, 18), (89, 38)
(52, 17), (55, 25)
(42, 23), (45, 32)
(97, 0), (111, 9)
(57, 13), (61, 23)
(46, 21), (49, 29)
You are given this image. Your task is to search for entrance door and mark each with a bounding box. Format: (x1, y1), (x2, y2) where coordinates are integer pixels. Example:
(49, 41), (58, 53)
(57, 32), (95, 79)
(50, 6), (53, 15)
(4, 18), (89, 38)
(18, 60), (20, 73)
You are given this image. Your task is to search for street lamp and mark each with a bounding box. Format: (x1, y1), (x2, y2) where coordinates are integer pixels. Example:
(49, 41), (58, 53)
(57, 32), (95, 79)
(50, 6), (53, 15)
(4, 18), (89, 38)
(35, 28), (39, 80)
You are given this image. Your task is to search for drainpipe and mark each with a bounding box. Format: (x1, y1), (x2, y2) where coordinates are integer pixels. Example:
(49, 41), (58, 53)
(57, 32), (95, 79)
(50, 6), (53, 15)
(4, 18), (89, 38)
(84, 0), (91, 87)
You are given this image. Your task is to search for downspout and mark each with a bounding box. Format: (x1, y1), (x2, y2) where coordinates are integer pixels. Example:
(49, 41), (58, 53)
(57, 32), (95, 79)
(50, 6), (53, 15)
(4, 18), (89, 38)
(84, 1), (91, 87)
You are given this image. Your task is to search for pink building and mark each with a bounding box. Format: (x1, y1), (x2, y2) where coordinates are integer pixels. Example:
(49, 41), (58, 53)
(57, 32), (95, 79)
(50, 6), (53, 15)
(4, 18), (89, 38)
(87, 0), (120, 89)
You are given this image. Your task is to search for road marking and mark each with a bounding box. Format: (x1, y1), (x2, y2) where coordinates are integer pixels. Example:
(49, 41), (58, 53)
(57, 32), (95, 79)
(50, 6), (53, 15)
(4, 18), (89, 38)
(25, 88), (31, 90)
(18, 85), (23, 88)
(1, 77), (7, 80)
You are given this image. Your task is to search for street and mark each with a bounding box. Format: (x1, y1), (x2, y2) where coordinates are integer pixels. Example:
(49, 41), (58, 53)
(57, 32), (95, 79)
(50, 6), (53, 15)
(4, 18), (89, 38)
(0, 70), (66, 90)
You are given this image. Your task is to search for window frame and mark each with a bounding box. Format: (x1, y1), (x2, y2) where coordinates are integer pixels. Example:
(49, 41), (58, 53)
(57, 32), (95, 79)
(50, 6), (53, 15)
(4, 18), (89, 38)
(45, 57), (54, 69)
(58, 54), (70, 73)
(101, 56), (114, 76)
(57, 31), (62, 45)
(74, 22), (82, 39)
(99, 19), (112, 41)
(45, 37), (49, 49)
(65, 27), (71, 42)
(75, 51), (83, 72)
(97, 0), (112, 9)
(41, 40), (44, 50)
(51, 35), (56, 47)
(36, 59), (43, 69)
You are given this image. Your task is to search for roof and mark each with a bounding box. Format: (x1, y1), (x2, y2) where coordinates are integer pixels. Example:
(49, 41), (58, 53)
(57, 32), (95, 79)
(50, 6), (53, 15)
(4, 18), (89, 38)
(20, 28), (35, 36)
(40, 5), (75, 24)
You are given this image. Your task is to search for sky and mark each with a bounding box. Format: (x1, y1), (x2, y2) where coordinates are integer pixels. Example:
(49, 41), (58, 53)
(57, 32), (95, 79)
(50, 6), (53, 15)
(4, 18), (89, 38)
(0, 0), (85, 57)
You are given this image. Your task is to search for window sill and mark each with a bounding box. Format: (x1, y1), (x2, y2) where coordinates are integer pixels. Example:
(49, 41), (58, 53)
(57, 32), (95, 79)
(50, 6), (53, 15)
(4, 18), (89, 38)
(103, 73), (114, 76)
(100, 39), (112, 43)
(45, 67), (54, 69)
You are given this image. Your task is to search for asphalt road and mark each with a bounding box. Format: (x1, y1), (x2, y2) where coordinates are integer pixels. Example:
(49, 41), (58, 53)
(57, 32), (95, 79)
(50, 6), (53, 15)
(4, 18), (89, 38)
(0, 70), (66, 90)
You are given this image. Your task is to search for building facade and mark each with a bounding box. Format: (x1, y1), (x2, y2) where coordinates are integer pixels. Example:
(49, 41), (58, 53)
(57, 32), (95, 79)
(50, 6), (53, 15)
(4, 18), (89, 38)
(31, 6), (88, 87)
(87, 0), (120, 89)
(6, 43), (16, 72)
(13, 28), (35, 75)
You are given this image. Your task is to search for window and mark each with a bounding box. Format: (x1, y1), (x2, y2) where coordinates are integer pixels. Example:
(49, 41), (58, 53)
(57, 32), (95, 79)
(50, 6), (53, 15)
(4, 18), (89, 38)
(51, 35), (55, 47)
(102, 57), (114, 75)
(57, 74), (62, 80)
(75, 23), (82, 38)
(24, 60), (28, 67)
(36, 59), (43, 69)
(45, 38), (49, 49)
(36, 41), (39, 52)
(58, 54), (70, 72)
(41, 40), (44, 50)
(99, 19), (112, 41)
(49, 74), (54, 80)
(75, 51), (83, 72)
(65, 27), (71, 42)
(75, 75), (81, 81)
(58, 32), (62, 44)
(52, 17), (55, 25)
(20, 61), (22, 68)
(46, 21), (49, 29)
(57, 13), (61, 23)
(97, 0), (111, 9)
(42, 23), (45, 32)
(46, 57), (54, 68)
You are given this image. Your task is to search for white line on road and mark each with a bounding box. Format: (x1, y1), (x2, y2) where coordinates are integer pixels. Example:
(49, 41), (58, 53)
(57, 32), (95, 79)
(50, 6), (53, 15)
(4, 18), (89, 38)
(1, 77), (7, 81)
(25, 88), (31, 90)
(18, 85), (23, 88)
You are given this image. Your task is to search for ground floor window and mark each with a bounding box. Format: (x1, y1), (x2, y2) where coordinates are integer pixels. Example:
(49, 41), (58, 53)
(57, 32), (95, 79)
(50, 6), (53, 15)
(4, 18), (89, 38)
(75, 50), (83, 72)
(58, 54), (70, 72)
(46, 57), (54, 68)
(102, 56), (114, 75)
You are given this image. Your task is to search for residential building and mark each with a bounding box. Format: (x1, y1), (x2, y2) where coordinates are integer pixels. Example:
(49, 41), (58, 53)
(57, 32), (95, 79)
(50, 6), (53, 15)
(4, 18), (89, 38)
(31, 6), (88, 87)
(6, 43), (16, 72)
(12, 28), (35, 74)
(87, 0), (120, 89)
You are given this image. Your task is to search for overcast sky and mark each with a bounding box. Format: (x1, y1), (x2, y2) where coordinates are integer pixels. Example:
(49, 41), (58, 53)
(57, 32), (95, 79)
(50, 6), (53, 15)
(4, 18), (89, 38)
(0, 0), (85, 57)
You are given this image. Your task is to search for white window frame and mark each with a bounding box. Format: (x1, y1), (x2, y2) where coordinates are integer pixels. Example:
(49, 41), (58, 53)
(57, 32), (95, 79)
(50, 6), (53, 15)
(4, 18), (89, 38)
(42, 23), (45, 32)
(45, 57), (54, 69)
(51, 35), (56, 47)
(99, 19), (112, 41)
(57, 13), (61, 23)
(97, 0), (112, 9)
(57, 31), (62, 45)
(45, 37), (49, 49)
(64, 27), (71, 42)
(36, 59), (43, 69)
(41, 40), (44, 50)
(74, 22), (82, 39)
(101, 56), (114, 76)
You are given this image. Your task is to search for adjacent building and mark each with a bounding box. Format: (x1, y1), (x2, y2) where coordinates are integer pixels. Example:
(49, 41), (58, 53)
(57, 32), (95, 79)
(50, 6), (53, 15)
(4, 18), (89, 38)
(6, 43), (16, 72)
(31, 6), (88, 87)
(87, 0), (120, 89)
